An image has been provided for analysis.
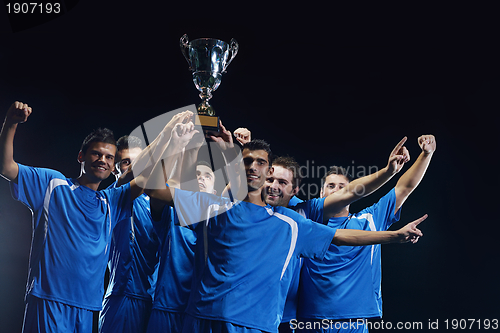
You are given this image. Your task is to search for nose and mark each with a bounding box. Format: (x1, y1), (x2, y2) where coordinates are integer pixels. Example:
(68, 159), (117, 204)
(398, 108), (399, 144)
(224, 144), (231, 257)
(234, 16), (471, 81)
(269, 179), (280, 192)
(247, 161), (258, 172)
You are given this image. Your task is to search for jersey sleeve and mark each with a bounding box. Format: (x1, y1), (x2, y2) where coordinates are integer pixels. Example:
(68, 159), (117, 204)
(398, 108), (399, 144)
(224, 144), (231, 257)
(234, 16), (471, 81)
(152, 205), (173, 240)
(10, 163), (65, 212)
(361, 187), (401, 230)
(173, 189), (231, 228)
(290, 197), (325, 223)
(103, 182), (132, 228)
(279, 206), (336, 261)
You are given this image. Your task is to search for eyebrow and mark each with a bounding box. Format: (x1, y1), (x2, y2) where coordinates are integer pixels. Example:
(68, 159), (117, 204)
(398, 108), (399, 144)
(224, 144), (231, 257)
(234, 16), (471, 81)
(90, 150), (115, 157)
(327, 182), (346, 186)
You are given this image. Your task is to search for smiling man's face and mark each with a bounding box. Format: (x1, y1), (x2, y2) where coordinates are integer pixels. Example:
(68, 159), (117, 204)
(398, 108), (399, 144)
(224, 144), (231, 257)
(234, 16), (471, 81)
(264, 165), (297, 207)
(242, 148), (270, 192)
(78, 141), (116, 183)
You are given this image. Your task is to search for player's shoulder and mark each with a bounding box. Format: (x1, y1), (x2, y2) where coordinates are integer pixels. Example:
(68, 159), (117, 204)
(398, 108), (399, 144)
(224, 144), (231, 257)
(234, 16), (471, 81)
(273, 205), (309, 222)
(354, 188), (396, 216)
(289, 197), (324, 210)
(18, 163), (66, 179)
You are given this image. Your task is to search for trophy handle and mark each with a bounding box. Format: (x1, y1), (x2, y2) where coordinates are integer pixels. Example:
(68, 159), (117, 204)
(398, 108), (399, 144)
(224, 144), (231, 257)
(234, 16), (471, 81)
(180, 34), (192, 70)
(223, 38), (239, 73)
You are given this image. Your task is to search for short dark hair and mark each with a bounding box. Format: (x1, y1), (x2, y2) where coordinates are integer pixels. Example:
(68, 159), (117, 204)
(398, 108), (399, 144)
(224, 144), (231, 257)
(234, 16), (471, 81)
(242, 139), (273, 165)
(272, 156), (302, 189)
(196, 160), (214, 172)
(321, 166), (353, 187)
(116, 135), (143, 152)
(80, 128), (116, 155)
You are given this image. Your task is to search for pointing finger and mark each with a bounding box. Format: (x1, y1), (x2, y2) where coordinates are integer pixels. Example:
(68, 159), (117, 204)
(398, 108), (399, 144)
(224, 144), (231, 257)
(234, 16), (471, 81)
(412, 214), (428, 227)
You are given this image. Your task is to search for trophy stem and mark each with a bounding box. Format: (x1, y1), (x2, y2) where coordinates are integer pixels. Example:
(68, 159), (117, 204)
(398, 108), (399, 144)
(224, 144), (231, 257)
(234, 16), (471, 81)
(198, 88), (215, 116)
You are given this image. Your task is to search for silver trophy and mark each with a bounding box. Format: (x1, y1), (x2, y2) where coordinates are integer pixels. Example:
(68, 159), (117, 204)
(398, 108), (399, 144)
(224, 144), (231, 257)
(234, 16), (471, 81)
(180, 34), (238, 133)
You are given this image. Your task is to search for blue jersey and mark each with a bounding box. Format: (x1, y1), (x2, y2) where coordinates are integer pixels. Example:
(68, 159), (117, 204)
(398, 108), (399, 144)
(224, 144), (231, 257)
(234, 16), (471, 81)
(10, 164), (131, 311)
(281, 198), (325, 322)
(152, 205), (197, 313)
(105, 188), (160, 301)
(298, 188), (401, 320)
(173, 189), (336, 332)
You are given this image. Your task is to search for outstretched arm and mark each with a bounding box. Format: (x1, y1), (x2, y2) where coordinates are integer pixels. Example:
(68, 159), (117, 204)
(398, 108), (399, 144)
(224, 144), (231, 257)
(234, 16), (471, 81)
(322, 137), (410, 221)
(394, 135), (436, 213)
(332, 214), (427, 246)
(0, 102), (33, 183)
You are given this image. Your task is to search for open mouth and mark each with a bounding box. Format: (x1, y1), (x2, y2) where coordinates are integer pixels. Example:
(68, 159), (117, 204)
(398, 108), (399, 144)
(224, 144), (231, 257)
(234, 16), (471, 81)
(92, 165), (108, 172)
(247, 174), (259, 181)
(266, 190), (281, 201)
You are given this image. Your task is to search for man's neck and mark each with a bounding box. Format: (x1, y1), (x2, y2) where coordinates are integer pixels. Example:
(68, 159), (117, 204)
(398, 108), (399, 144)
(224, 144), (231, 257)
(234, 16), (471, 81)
(76, 175), (101, 192)
(244, 187), (267, 206)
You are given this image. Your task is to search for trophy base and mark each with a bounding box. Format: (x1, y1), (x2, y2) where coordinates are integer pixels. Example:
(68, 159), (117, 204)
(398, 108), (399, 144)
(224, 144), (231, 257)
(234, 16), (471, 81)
(195, 114), (220, 136)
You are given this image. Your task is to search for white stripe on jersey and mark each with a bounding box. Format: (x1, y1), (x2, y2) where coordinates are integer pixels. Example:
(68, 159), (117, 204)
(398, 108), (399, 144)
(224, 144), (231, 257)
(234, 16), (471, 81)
(265, 207), (299, 280)
(357, 213), (376, 265)
(43, 179), (73, 239)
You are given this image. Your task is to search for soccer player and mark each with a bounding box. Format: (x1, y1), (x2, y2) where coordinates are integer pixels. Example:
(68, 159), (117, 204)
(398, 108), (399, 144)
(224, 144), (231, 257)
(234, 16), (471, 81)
(262, 136), (435, 332)
(98, 135), (160, 333)
(296, 135), (436, 333)
(0, 102), (143, 333)
(263, 138), (411, 332)
(146, 160), (217, 333)
(147, 123), (234, 333)
(142, 122), (426, 333)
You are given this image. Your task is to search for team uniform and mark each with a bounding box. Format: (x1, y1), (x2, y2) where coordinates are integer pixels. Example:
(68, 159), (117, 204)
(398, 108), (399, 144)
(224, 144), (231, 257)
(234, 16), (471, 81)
(99, 184), (160, 333)
(279, 196), (321, 333)
(171, 189), (337, 333)
(296, 189), (401, 333)
(146, 206), (197, 333)
(10, 164), (132, 333)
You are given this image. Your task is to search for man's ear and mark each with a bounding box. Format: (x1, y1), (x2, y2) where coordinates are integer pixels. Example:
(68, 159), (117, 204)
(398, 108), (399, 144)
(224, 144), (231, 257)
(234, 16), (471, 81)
(111, 163), (119, 176)
(77, 150), (84, 163)
(267, 166), (274, 176)
(291, 186), (299, 197)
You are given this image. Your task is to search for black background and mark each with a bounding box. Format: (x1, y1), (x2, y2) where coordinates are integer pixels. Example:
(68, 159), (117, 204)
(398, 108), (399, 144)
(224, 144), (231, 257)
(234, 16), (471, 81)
(1, 2), (499, 332)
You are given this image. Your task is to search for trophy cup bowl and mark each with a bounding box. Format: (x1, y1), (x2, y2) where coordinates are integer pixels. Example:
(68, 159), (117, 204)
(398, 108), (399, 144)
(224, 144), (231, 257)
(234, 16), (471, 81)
(180, 34), (238, 134)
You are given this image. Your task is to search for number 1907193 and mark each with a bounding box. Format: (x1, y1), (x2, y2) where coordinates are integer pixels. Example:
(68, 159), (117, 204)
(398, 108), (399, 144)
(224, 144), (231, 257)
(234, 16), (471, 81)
(6, 3), (61, 14)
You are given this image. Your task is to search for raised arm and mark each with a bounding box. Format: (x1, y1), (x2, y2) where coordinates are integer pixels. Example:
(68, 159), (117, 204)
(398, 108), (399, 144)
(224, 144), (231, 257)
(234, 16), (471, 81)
(210, 122), (247, 201)
(0, 102), (33, 183)
(120, 111), (194, 201)
(322, 137), (410, 221)
(143, 121), (199, 207)
(233, 127), (251, 145)
(178, 131), (205, 192)
(394, 135), (436, 213)
(332, 214), (427, 246)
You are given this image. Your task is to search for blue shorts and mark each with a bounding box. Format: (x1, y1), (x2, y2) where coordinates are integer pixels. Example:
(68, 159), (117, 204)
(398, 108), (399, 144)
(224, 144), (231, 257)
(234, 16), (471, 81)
(146, 309), (185, 333)
(99, 295), (152, 333)
(295, 319), (369, 333)
(23, 295), (93, 333)
(181, 314), (265, 333)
